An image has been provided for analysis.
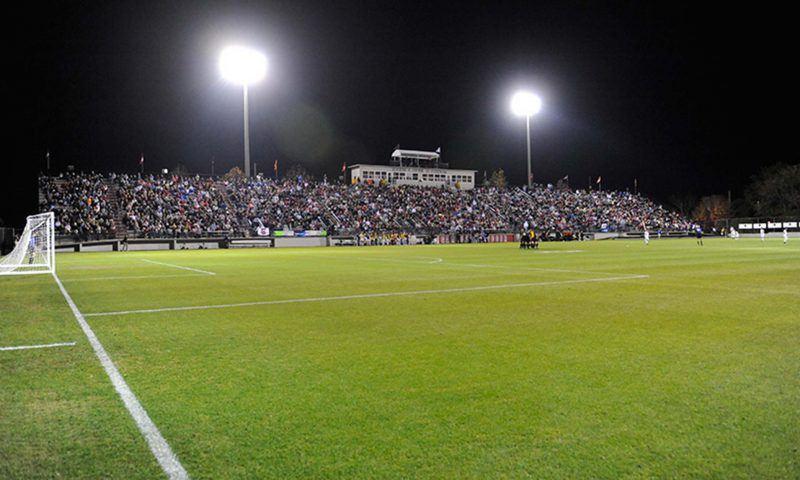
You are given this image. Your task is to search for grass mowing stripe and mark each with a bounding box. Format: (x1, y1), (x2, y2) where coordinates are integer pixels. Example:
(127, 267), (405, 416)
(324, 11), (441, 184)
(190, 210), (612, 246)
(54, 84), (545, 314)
(141, 259), (216, 276)
(83, 274), (649, 318)
(52, 273), (190, 480)
(61, 273), (209, 282)
(0, 341), (76, 352)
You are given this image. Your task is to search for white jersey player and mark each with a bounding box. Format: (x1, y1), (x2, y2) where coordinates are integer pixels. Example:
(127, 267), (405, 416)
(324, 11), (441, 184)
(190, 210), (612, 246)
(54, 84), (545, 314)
(784, 228), (789, 245)
(643, 229), (650, 245)
(760, 228), (766, 242)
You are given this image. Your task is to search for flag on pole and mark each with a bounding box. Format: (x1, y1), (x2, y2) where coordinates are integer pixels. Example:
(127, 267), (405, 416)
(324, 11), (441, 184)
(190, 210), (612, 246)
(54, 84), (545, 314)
(435, 147), (441, 154)
(273, 159), (278, 176)
(596, 176), (602, 184)
(341, 162), (346, 173)
(139, 154), (144, 166)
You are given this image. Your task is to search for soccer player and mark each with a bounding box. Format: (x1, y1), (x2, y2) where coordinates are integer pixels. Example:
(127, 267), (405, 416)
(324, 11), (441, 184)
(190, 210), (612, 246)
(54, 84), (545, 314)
(27, 235), (37, 264)
(760, 228), (766, 242)
(695, 225), (703, 246)
(644, 229), (650, 245)
(530, 229), (539, 249)
(784, 228), (789, 245)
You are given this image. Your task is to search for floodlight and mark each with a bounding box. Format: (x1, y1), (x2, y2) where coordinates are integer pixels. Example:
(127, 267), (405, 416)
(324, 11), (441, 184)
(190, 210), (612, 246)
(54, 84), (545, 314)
(219, 46), (267, 85)
(219, 46), (268, 178)
(511, 91), (542, 117)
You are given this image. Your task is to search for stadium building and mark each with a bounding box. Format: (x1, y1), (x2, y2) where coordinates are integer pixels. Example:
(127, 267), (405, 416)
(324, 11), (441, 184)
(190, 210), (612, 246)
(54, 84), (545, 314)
(349, 148), (477, 190)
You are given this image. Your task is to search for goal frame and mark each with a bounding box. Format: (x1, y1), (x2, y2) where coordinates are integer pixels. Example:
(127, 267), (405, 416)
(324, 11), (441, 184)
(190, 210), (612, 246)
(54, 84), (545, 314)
(0, 212), (56, 276)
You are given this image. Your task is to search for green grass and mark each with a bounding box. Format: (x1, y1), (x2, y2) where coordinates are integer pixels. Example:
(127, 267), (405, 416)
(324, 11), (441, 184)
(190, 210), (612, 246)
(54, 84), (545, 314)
(2, 238), (799, 478)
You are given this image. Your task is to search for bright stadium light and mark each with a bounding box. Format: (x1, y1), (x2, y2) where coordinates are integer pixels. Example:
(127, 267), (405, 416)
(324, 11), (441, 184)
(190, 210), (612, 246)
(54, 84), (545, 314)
(220, 46), (268, 178)
(510, 90), (542, 187)
(219, 46), (267, 85)
(511, 91), (542, 117)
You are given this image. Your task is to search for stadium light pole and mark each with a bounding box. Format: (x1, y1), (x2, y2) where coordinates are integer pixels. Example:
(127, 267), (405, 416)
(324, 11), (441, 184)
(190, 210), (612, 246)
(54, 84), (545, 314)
(219, 46), (268, 178)
(511, 91), (542, 188)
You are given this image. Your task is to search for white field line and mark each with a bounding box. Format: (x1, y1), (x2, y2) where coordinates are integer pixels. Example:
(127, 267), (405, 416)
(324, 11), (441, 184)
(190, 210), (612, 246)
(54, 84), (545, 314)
(0, 341), (76, 352)
(62, 273), (209, 283)
(141, 259), (216, 276)
(523, 249), (584, 254)
(355, 256), (635, 278)
(445, 262), (641, 278)
(84, 274), (648, 318)
(359, 256), (443, 265)
(53, 274), (189, 480)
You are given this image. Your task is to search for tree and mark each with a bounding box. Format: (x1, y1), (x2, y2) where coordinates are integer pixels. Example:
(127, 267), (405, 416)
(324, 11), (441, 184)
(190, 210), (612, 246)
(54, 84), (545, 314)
(692, 195), (731, 226)
(284, 163), (313, 181)
(222, 167), (246, 182)
(171, 162), (189, 176)
(489, 169), (507, 189)
(668, 193), (697, 217)
(745, 163), (800, 217)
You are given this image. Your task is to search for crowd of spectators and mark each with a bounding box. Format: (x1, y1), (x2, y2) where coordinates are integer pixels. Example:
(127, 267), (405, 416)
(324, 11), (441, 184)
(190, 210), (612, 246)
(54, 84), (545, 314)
(40, 173), (691, 238)
(114, 174), (238, 237)
(39, 173), (115, 238)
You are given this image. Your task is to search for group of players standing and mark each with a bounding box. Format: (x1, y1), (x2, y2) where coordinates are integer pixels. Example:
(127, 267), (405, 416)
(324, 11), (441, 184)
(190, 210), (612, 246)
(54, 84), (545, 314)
(519, 220), (539, 249)
(519, 229), (539, 249)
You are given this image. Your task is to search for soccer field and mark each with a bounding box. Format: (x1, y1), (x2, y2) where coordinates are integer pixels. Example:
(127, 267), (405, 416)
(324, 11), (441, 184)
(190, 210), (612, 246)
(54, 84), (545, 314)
(2, 238), (799, 479)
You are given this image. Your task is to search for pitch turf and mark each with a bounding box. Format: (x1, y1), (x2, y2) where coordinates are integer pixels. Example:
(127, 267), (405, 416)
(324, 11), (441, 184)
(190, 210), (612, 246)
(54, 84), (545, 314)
(1, 238), (799, 478)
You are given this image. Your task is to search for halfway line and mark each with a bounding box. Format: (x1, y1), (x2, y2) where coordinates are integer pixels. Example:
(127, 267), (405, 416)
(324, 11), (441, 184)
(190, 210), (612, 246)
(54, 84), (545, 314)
(0, 341), (76, 352)
(85, 274), (649, 318)
(53, 274), (190, 480)
(142, 259), (216, 275)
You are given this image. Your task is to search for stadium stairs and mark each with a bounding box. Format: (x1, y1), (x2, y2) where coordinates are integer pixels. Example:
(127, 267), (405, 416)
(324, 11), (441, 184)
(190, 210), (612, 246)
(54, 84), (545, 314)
(103, 180), (128, 239)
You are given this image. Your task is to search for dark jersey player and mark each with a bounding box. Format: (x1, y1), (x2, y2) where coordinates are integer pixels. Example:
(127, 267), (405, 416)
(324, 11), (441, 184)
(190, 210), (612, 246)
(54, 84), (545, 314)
(28, 235), (37, 264)
(695, 225), (704, 246)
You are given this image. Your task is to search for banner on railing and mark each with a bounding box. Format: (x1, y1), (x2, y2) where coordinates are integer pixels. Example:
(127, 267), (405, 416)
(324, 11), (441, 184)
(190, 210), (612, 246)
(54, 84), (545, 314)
(273, 230), (328, 237)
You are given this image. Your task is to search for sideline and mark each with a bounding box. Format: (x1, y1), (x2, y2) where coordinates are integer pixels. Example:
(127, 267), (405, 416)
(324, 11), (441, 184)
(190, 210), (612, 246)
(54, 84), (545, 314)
(53, 274), (190, 480)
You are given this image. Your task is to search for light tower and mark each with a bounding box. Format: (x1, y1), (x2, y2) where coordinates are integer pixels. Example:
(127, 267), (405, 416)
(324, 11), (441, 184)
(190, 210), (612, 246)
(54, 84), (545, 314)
(219, 46), (268, 178)
(510, 91), (542, 188)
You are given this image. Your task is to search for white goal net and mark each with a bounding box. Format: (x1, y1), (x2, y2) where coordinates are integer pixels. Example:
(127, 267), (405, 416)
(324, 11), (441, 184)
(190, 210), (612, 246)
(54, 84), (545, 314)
(0, 212), (55, 275)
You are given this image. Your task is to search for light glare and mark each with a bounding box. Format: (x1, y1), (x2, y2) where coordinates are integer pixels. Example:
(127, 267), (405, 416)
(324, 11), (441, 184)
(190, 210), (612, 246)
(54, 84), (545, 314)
(511, 91), (542, 117)
(219, 46), (267, 85)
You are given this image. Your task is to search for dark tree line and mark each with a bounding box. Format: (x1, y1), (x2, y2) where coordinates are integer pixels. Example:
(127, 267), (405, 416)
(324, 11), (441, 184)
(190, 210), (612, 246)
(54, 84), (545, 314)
(744, 163), (800, 217)
(671, 163), (799, 222)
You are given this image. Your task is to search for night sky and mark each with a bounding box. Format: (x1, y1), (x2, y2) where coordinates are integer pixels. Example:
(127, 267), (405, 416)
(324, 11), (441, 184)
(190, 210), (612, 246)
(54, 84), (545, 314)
(3, 1), (797, 227)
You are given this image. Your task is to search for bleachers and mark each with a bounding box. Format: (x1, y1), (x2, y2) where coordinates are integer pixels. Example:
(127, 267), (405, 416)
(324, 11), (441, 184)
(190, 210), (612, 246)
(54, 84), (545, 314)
(39, 173), (692, 239)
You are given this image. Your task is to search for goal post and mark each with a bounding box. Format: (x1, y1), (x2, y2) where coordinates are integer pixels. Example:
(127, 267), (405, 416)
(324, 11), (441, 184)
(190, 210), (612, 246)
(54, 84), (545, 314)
(0, 212), (56, 276)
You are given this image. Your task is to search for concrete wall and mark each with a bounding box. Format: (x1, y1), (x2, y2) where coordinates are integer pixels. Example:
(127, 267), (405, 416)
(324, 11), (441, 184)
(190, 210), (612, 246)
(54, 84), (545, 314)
(274, 237), (328, 248)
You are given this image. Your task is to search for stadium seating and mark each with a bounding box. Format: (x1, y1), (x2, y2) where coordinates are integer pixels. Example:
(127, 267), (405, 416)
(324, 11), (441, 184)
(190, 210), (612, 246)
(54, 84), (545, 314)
(39, 173), (691, 239)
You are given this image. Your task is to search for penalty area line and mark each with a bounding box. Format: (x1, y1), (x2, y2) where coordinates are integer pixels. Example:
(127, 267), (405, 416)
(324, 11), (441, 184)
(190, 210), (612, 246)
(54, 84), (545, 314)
(141, 259), (216, 276)
(0, 341), (76, 352)
(53, 274), (190, 480)
(85, 274), (649, 318)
